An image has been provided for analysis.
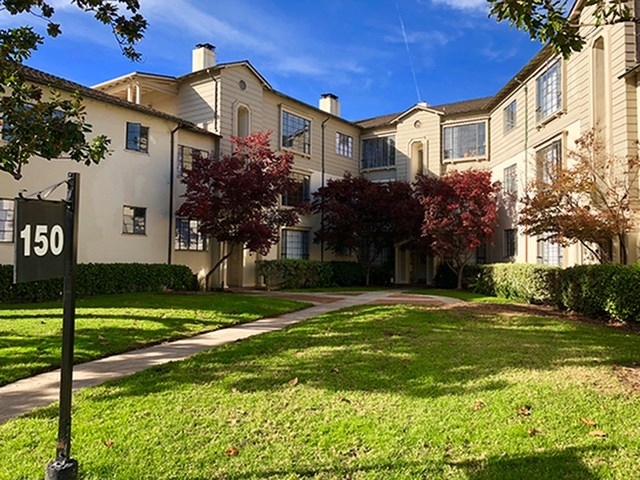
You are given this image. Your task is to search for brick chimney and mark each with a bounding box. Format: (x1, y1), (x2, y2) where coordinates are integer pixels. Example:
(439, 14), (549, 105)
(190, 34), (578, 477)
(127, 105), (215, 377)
(319, 93), (340, 116)
(192, 43), (216, 72)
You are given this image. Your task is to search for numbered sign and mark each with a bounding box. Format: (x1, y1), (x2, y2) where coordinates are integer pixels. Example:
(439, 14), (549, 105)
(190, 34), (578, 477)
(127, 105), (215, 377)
(14, 198), (67, 283)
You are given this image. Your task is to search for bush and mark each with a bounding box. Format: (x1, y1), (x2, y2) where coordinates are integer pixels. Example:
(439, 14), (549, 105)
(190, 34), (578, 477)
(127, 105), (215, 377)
(328, 261), (364, 287)
(473, 263), (560, 304)
(433, 263), (483, 289)
(257, 259), (334, 289)
(558, 264), (640, 322)
(0, 263), (198, 303)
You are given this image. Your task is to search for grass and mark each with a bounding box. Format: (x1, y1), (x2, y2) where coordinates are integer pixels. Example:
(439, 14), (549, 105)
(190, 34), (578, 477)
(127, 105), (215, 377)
(0, 292), (310, 386)
(406, 287), (514, 303)
(1, 302), (639, 479)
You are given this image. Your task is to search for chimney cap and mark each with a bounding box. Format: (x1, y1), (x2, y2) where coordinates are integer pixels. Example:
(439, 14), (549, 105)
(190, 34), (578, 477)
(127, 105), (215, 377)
(321, 92), (338, 100)
(195, 43), (215, 51)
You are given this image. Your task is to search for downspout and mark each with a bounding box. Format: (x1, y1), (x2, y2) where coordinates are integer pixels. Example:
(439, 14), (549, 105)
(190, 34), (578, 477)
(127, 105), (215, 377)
(168, 124), (182, 265)
(523, 84), (529, 263)
(320, 117), (330, 262)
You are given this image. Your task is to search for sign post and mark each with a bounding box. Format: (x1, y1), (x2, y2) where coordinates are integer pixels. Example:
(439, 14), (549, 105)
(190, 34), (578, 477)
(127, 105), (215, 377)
(14, 172), (80, 480)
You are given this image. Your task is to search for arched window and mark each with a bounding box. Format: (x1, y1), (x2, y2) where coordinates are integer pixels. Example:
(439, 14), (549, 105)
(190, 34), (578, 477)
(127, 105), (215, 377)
(237, 105), (250, 138)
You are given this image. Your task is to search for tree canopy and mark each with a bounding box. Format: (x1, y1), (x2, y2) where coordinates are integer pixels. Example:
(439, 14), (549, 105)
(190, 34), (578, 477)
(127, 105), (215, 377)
(0, 0), (147, 179)
(416, 169), (500, 289)
(312, 174), (421, 285)
(178, 132), (303, 286)
(488, 0), (635, 58)
(519, 130), (638, 264)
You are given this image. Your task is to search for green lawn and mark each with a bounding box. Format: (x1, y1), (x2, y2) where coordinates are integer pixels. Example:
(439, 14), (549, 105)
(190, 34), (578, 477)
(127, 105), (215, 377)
(0, 292), (309, 386)
(1, 302), (639, 479)
(406, 287), (514, 303)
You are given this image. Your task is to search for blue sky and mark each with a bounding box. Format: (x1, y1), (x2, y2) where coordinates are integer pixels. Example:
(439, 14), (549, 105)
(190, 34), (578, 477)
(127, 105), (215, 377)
(3, 0), (542, 121)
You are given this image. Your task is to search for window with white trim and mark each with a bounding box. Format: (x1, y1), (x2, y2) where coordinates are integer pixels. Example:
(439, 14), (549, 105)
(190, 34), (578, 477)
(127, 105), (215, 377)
(0, 199), (14, 242)
(538, 239), (562, 266)
(126, 122), (149, 153)
(175, 218), (207, 251)
(336, 132), (353, 158)
(282, 111), (311, 154)
(503, 164), (517, 195)
(178, 145), (208, 176)
(504, 100), (517, 133)
(361, 136), (396, 169)
(122, 206), (146, 235)
(282, 174), (310, 207)
(281, 229), (309, 259)
(536, 60), (562, 122)
(537, 140), (562, 182)
(443, 122), (486, 160)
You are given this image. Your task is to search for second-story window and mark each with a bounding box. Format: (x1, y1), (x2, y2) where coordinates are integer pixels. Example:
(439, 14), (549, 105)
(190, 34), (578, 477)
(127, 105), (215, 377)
(443, 122), (486, 160)
(503, 100), (517, 133)
(282, 174), (310, 207)
(361, 136), (395, 169)
(178, 145), (208, 176)
(126, 122), (149, 153)
(282, 111), (311, 154)
(536, 60), (562, 122)
(336, 132), (353, 158)
(503, 164), (517, 195)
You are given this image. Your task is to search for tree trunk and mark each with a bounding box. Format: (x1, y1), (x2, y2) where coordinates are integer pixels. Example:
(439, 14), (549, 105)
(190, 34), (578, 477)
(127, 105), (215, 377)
(619, 233), (628, 265)
(205, 243), (235, 290)
(456, 264), (464, 290)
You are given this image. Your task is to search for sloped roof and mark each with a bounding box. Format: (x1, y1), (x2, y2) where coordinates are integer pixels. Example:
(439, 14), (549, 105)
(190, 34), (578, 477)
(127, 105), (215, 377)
(22, 65), (218, 136)
(354, 96), (492, 130)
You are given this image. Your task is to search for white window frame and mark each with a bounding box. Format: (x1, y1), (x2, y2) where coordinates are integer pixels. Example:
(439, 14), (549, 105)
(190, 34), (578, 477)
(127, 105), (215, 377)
(361, 135), (396, 169)
(175, 218), (207, 251)
(503, 164), (517, 195)
(281, 110), (311, 155)
(536, 60), (562, 123)
(442, 122), (487, 161)
(123, 205), (146, 235)
(126, 122), (149, 153)
(0, 199), (14, 243)
(503, 100), (517, 133)
(336, 132), (353, 158)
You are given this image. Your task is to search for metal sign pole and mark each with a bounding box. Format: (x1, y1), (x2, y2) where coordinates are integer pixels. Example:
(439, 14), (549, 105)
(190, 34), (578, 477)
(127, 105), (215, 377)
(46, 172), (80, 480)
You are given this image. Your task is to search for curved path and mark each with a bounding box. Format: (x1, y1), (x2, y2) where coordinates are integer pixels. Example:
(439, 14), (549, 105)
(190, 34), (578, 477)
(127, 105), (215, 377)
(0, 290), (462, 424)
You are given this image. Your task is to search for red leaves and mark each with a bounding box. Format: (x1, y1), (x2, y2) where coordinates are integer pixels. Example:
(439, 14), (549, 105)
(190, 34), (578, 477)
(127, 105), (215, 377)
(178, 132), (301, 257)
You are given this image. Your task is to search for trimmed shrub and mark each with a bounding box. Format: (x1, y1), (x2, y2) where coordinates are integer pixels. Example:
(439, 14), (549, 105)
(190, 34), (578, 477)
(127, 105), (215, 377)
(558, 264), (640, 322)
(433, 263), (484, 289)
(0, 263), (198, 303)
(328, 261), (365, 287)
(474, 263), (560, 304)
(257, 259), (334, 289)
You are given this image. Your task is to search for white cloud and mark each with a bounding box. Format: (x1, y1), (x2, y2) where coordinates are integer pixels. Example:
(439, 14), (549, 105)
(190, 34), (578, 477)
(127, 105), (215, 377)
(430, 0), (489, 12)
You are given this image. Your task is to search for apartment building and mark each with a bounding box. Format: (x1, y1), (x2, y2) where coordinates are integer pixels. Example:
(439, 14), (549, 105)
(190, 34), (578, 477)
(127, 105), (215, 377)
(1, 1), (638, 288)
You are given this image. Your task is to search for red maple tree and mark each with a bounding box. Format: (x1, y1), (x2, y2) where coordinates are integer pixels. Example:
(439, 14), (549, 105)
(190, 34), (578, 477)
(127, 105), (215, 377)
(178, 132), (302, 285)
(313, 174), (421, 285)
(415, 169), (499, 289)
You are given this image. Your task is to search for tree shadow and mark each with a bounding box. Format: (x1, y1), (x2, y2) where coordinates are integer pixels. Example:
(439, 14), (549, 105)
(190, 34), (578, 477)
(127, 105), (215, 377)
(85, 303), (640, 402)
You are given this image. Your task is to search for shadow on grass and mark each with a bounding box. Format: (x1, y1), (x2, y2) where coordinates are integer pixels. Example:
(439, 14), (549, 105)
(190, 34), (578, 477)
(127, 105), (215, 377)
(453, 445), (609, 480)
(86, 303), (640, 402)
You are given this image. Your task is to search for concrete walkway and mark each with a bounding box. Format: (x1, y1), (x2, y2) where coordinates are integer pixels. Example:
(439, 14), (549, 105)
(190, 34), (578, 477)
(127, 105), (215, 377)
(0, 290), (462, 424)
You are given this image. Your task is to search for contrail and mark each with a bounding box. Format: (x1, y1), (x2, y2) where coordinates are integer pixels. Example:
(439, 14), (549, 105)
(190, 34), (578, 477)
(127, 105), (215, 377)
(396, 0), (422, 103)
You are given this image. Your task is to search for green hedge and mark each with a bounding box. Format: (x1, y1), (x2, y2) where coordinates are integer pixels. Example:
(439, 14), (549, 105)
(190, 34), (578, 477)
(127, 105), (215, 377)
(0, 263), (199, 303)
(473, 263), (561, 304)
(558, 264), (640, 321)
(257, 259), (334, 289)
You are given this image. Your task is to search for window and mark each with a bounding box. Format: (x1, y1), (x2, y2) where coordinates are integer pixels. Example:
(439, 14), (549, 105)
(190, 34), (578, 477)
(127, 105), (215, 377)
(237, 105), (250, 138)
(443, 122), (486, 160)
(336, 132), (353, 158)
(0, 199), (14, 242)
(504, 229), (517, 257)
(476, 243), (487, 264)
(175, 218), (207, 251)
(282, 111), (311, 154)
(122, 206), (146, 234)
(282, 174), (310, 207)
(281, 229), (309, 259)
(177, 145), (208, 175)
(538, 239), (562, 266)
(537, 140), (562, 182)
(503, 164), (517, 195)
(361, 136), (396, 169)
(126, 122), (149, 153)
(536, 60), (562, 122)
(504, 100), (517, 133)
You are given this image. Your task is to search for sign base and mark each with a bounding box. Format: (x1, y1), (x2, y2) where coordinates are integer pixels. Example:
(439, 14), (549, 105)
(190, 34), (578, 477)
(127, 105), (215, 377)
(45, 458), (78, 480)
